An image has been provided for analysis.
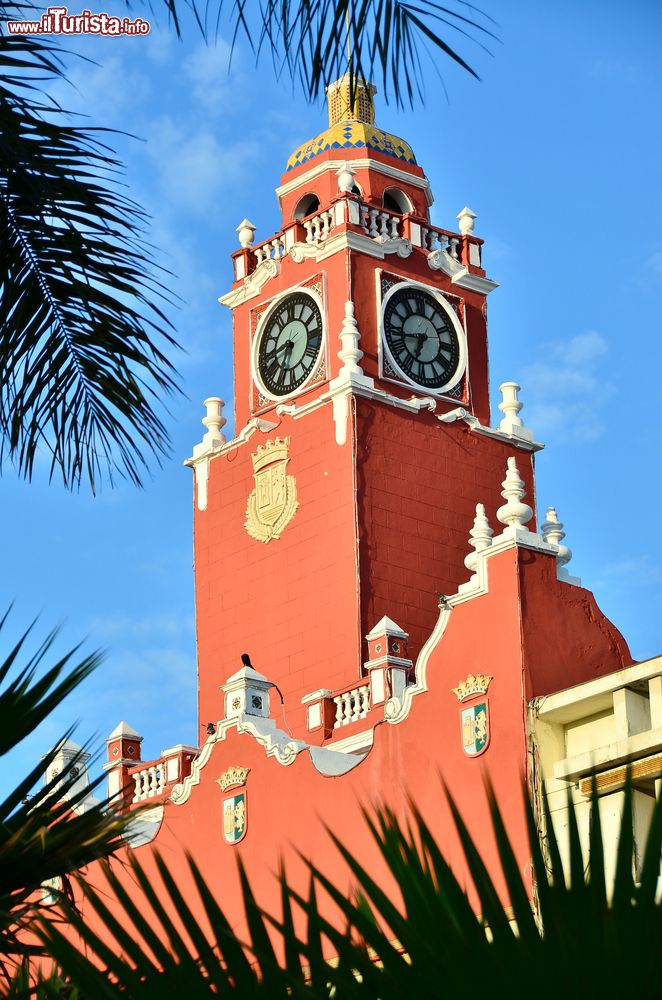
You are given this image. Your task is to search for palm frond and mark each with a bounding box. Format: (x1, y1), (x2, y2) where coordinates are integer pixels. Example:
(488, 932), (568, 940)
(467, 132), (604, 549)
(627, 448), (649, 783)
(0, 610), (134, 978)
(0, 29), (180, 493)
(33, 774), (662, 996)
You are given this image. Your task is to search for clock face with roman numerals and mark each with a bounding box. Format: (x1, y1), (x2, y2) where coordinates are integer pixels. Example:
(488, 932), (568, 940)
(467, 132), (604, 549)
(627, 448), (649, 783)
(383, 285), (462, 390)
(257, 292), (323, 397)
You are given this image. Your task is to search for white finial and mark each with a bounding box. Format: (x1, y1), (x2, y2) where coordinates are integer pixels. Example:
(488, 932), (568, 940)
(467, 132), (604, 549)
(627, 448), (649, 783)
(464, 503), (494, 574)
(236, 218), (256, 249)
(541, 506), (572, 567)
(201, 397), (226, 448)
(336, 162), (356, 194)
(337, 301), (364, 376)
(498, 382), (524, 430)
(456, 206), (477, 236)
(496, 457), (533, 529)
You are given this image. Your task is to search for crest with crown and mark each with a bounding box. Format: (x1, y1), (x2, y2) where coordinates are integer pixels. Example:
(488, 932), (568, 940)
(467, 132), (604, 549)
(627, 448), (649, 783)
(251, 437), (290, 473)
(452, 673), (493, 702)
(217, 766), (250, 792)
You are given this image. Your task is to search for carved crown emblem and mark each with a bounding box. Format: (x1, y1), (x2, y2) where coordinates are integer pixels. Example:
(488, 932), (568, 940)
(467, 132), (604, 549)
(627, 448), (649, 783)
(217, 765), (250, 791)
(451, 673), (493, 702)
(245, 437), (298, 544)
(251, 437), (289, 473)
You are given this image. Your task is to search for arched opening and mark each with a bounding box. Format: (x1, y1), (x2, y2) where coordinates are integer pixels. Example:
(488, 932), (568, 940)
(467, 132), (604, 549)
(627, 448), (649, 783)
(383, 187), (413, 215)
(293, 193), (321, 220)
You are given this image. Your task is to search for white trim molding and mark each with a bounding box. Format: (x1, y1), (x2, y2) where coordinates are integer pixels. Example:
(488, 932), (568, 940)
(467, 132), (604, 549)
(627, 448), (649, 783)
(219, 258), (280, 309)
(427, 247), (499, 295)
(184, 417), (278, 511)
(276, 156), (434, 208)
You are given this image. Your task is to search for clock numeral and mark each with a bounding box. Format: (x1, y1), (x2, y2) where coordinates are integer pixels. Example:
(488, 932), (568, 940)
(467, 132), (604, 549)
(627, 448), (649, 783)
(399, 352), (414, 375)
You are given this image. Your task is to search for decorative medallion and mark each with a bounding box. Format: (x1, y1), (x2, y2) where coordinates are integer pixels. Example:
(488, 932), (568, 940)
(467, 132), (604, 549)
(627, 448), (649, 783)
(245, 437), (298, 543)
(452, 673), (492, 759)
(41, 875), (63, 906)
(217, 766), (250, 846)
(460, 701), (490, 757)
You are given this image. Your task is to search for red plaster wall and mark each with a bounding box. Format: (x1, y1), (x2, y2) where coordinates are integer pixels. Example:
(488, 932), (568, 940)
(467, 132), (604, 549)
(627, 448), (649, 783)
(354, 397), (536, 667)
(195, 405), (360, 739)
(517, 550), (633, 697)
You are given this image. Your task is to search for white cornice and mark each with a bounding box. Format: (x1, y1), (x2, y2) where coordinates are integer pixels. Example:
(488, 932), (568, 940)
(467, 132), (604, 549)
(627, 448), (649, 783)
(427, 247), (499, 295)
(437, 407), (544, 453)
(277, 157), (434, 207)
(218, 257), (280, 309)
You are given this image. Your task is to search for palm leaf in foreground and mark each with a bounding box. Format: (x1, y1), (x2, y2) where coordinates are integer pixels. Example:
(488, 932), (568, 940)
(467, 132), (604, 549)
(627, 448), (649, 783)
(0, 610), (132, 983)
(0, 26), (180, 492)
(35, 773), (662, 996)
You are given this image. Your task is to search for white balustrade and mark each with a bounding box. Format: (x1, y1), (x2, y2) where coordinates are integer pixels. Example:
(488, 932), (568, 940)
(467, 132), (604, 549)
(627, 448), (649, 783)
(253, 236), (286, 263)
(132, 762), (166, 803)
(333, 684), (370, 728)
(303, 209), (335, 244)
(360, 204), (400, 240)
(421, 227), (460, 259)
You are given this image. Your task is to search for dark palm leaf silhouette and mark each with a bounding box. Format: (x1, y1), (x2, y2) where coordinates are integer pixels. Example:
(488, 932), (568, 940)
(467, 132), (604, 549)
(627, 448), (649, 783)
(0, 609), (132, 988)
(36, 774), (662, 995)
(0, 0), (494, 490)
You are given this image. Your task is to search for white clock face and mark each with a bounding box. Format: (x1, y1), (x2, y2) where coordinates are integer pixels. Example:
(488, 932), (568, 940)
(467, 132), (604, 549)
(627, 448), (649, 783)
(256, 291), (323, 397)
(382, 285), (463, 390)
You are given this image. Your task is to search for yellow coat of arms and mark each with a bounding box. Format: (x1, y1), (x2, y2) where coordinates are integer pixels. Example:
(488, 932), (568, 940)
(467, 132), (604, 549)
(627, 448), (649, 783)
(245, 437), (298, 543)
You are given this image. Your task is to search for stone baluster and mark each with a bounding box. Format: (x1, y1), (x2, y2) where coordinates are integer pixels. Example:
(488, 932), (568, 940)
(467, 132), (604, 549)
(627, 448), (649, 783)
(360, 686), (370, 717)
(378, 212), (390, 238)
(303, 219), (314, 244)
(133, 771), (142, 803)
(333, 695), (343, 727)
(456, 206), (477, 236)
(236, 218), (256, 249)
(421, 227), (430, 249)
(336, 161), (356, 194)
(498, 382), (524, 434)
(464, 503), (494, 576)
(337, 301), (364, 376)
(321, 211), (331, 240)
(496, 458), (533, 530)
(368, 208), (379, 237)
(388, 214), (399, 238)
(449, 237), (460, 259)
(541, 506), (572, 568)
(201, 397), (226, 450)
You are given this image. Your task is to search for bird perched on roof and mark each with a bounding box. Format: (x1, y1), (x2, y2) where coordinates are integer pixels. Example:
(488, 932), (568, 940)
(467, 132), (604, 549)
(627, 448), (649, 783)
(241, 652), (253, 668)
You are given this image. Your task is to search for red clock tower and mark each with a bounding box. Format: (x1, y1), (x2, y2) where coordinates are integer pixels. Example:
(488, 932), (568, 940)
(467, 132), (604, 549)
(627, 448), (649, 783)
(62, 77), (641, 951)
(189, 76), (539, 740)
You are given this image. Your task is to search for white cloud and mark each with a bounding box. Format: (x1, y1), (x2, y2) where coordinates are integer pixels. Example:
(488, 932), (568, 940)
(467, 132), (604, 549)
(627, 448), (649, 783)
(643, 251), (662, 281)
(49, 54), (151, 125)
(183, 40), (247, 116)
(145, 115), (261, 214)
(517, 330), (614, 444)
(87, 612), (195, 640)
(595, 555), (661, 589)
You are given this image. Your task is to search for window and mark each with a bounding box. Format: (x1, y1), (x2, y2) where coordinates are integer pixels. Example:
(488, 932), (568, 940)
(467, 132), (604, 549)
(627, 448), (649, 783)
(293, 193), (321, 220)
(383, 187), (413, 215)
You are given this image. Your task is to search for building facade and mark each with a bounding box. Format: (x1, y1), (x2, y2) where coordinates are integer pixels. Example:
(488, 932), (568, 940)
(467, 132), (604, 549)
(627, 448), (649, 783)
(65, 77), (659, 935)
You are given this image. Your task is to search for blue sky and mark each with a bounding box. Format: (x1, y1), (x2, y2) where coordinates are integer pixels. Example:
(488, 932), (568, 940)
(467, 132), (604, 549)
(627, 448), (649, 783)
(3, 0), (661, 794)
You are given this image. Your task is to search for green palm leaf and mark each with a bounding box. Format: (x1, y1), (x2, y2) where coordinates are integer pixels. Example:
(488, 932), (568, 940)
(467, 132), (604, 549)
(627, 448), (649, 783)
(0, 611), (133, 979)
(34, 774), (662, 996)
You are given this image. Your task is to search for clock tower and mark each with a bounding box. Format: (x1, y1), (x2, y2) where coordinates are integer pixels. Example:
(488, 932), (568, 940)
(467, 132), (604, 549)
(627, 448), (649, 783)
(188, 76), (537, 740)
(57, 76), (648, 959)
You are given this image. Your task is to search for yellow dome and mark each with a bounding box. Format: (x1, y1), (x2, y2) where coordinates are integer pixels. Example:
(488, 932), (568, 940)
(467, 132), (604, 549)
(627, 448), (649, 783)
(286, 76), (417, 172)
